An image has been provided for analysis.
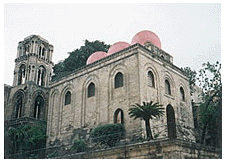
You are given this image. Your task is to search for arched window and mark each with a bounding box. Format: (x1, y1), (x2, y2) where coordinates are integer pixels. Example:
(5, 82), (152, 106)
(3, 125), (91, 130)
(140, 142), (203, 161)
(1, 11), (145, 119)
(64, 91), (71, 105)
(42, 48), (45, 57)
(88, 82), (95, 97)
(18, 64), (26, 85)
(166, 105), (176, 139)
(114, 108), (124, 124)
(114, 72), (123, 89)
(148, 71), (155, 88)
(165, 79), (171, 95)
(15, 93), (23, 118)
(180, 87), (185, 101)
(37, 66), (46, 86)
(34, 95), (44, 119)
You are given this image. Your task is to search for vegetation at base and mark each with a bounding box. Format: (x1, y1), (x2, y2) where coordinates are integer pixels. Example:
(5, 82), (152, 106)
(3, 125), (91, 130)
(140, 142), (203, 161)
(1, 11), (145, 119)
(52, 40), (110, 80)
(90, 123), (125, 147)
(6, 121), (47, 158)
(71, 139), (87, 153)
(128, 101), (164, 140)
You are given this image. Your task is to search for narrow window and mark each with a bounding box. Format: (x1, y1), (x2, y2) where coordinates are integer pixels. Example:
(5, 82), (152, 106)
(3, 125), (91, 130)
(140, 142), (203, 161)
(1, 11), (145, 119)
(148, 71), (155, 88)
(88, 82), (95, 97)
(180, 87), (185, 101)
(64, 91), (71, 105)
(114, 72), (123, 89)
(18, 64), (26, 85)
(114, 108), (124, 124)
(15, 93), (23, 118)
(165, 79), (171, 95)
(34, 95), (44, 119)
(37, 66), (46, 86)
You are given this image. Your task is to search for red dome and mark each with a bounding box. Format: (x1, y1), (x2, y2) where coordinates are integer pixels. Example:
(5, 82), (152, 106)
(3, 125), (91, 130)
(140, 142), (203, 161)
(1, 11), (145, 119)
(86, 51), (107, 65)
(107, 41), (130, 55)
(131, 30), (161, 48)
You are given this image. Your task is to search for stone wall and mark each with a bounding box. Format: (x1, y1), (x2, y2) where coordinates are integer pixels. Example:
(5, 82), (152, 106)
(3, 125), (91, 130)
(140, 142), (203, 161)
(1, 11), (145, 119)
(49, 139), (221, 159)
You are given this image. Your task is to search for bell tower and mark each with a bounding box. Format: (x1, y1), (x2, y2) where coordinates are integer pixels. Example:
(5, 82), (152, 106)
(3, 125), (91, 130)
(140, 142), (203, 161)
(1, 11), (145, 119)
(13, 35), (54, 87)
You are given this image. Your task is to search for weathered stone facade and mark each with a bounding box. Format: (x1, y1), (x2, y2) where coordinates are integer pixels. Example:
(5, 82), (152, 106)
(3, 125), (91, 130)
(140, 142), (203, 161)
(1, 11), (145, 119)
(5, 31), (199, 158)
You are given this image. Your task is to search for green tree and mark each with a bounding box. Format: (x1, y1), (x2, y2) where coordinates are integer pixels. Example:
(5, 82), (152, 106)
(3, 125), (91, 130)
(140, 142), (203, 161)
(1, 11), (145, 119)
(90, 123), (125, 147)
(181, 67), (197, 95)
(128, 101), (165, 140)
(53, 40), (110, 80)
(7, 122), (47, 158)
(196, 61), (221, 147)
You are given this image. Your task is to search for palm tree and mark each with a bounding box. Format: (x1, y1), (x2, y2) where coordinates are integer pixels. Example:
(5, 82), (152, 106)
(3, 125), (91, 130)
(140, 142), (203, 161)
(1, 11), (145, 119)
(128, 101), (165, 140)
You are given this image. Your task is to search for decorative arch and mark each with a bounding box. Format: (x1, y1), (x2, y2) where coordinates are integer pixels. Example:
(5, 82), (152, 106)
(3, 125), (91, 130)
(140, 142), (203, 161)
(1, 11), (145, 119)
(144, 63), (160, 89)
(114, 108), (124, 124)
(81, 74), (100, 127)
(12, 90), (25, 118)
(163, 72), (175, 96)
(166, 104), (176, 139)
(30, 90), (47, 120)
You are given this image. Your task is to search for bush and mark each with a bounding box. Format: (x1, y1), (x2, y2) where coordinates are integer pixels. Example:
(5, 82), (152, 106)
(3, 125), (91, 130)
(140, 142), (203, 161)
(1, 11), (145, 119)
(71, 139), (87, 153)
(90, 124), (125, 147)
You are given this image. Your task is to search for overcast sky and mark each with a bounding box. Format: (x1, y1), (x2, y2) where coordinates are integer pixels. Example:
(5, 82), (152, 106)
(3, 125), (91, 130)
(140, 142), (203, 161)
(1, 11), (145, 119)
(4, 3), (221, 85)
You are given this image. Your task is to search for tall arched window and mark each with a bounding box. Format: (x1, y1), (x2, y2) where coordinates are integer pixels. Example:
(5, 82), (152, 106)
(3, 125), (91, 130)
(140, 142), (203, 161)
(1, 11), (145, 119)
(114, 72), (123, 89)
(165, 79), (171, 95)
(88, 82), (95, 97)
(37, 66), (46, 86)
(180, 87), (185, 101)
(64, 91), (71, 105)
(166, 104), (176, 139)
(18, 64), (26, 85)
(34, 95), (44, 119)
(15, 93), (23, 118)
(39, 46), (42, 56)
(148, 71), (155, 88)
(114, 108), (124, 124)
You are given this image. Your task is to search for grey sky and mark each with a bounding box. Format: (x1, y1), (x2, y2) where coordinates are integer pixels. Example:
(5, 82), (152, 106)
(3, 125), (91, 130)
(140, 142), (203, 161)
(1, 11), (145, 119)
(4, 3), (221, 85)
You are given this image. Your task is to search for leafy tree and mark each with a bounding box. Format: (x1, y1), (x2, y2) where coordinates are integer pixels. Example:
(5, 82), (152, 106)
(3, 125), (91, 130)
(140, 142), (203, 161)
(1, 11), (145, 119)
(181, 67), (197, 95)
(196, 61), (221, 147)
(7, 122), (47, 158)
(128, 101), (165, 140)
(53, 40), (110, 80)
(90, 123), (125, 147)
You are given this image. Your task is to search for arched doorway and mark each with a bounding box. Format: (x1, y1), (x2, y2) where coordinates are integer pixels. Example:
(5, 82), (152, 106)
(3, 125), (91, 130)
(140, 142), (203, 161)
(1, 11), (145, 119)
(166, 104), (176, 139)
(114, 108), (124, 124)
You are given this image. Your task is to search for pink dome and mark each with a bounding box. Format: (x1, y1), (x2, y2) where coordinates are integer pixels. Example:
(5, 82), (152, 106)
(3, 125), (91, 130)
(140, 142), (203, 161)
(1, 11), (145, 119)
(131, 30), (161, 48)
(107, 41), (130, 55)
(86, 51), (107, 65)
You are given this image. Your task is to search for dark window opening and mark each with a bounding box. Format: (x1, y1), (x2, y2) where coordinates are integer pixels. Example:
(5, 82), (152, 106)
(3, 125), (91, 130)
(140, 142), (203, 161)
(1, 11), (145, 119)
(34, 95), (44, 119)
(166, 105), (176, 139)
(114, 108), (124, 124)
(65, 91), (71, 105)
(180, 87), (185, 101)
(114, 72), (123, 89)
(165, 79), (171, 95)
(148, 71), (155, 88)
(88, 82), (95, 97)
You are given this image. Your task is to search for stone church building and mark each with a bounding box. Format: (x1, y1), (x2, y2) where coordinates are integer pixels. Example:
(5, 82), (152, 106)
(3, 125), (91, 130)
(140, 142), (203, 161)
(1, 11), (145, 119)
(5, 30), (198, 156)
